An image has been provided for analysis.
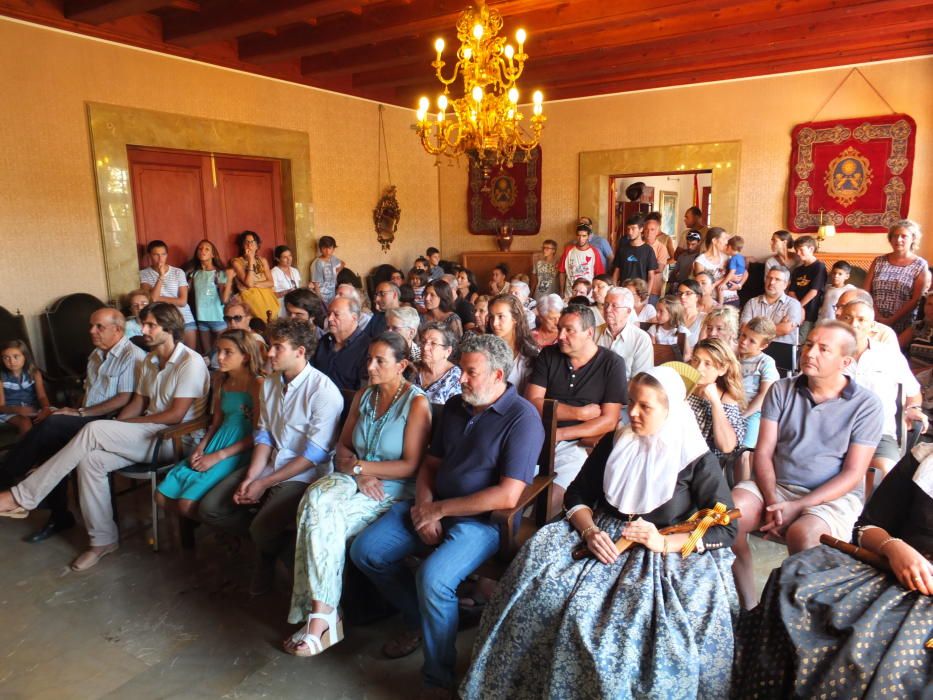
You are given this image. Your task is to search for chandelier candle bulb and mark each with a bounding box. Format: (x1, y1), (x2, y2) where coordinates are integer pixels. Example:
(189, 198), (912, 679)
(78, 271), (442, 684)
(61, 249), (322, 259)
(413, 2), (545, 182)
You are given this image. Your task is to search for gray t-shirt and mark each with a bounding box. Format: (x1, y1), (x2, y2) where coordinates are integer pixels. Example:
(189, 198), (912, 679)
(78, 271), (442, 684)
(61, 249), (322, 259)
(761, 375), (883, 489)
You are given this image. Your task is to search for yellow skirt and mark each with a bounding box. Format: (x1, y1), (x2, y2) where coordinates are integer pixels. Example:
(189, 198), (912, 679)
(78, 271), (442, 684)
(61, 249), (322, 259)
(239, 287), (280, 324)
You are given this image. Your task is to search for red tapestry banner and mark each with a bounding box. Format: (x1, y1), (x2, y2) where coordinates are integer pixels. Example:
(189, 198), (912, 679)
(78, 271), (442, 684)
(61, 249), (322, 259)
(468, 146), (542, 234)
(787, 113), (915, 233)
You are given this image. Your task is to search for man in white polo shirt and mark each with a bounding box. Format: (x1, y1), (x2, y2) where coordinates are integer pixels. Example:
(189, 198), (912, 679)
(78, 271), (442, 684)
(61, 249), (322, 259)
(200, 318), (342, 594)
(0, 302), (209, 571)
(596, 287), (653, 378)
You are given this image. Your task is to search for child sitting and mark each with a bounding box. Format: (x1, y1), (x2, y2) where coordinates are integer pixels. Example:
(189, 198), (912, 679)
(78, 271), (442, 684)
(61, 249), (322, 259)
(408, 268), (428, 312)
(648, 295), (686, 346)
(571, 277), (593, 301)
(701, 306), (739, 351)
(0, 340), (50, 436)
(720, 235), (747, 306)
(736, 317), (780, 481)
(817, 260), (857, 320)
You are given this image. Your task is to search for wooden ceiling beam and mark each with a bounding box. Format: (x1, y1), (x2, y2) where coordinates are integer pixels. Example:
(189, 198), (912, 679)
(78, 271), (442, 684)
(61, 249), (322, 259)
(65, 0), (198, 24)
(238, 0), (569, 63)
(394, 30), (932, 105)
(543, 37), (933, 94)
(541, 43), (933, 101)
(360, 16), (931, 90)
(350, 0), (930, 88)
(163, 0), (385, 47)
(513, 12), (933, 87)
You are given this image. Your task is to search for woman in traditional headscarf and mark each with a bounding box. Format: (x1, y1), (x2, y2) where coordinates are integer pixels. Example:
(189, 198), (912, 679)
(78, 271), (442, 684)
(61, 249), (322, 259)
(461, 365), (739, 700)
(732, 445), (933, 699)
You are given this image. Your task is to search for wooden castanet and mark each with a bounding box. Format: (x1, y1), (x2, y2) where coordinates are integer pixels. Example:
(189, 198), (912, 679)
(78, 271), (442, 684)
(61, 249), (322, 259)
(819, 534), (892, 572)
(572, 508), (741, 560)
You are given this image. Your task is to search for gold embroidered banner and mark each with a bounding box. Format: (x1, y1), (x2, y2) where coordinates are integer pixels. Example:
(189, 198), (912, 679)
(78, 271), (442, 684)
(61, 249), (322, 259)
(787, 114), (916, 233)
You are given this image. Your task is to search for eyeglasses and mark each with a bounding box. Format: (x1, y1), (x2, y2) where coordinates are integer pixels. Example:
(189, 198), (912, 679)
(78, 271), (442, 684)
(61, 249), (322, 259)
(223, 314), (245, 323)
(605, 303), (631, 311)
(422, 340), (449, 349)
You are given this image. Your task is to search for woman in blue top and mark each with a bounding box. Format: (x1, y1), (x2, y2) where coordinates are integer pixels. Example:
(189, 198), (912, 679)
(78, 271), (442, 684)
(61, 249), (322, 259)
(285, 331), (432, 657)
(187, 239), (229, 355)
(156, 330), (262, 519)
(0, 340), (50, 436)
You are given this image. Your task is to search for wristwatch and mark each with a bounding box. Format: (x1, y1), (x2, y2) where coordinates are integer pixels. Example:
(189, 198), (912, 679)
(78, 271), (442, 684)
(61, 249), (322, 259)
(352, 462), (363, 476)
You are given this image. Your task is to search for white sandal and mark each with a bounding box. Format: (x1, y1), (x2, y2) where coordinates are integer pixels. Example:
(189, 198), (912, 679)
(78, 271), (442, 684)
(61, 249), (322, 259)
(285, 608), (344, 658)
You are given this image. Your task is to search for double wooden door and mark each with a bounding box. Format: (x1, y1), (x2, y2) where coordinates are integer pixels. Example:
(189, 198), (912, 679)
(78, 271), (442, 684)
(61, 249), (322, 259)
(128, 146), (286, 270)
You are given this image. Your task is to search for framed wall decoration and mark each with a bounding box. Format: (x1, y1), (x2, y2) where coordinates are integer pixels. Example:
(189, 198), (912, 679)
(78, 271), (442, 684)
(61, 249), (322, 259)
(660, 190), (678, 238)
(787, 113), (916, 233)
(468, 146), (542, 234)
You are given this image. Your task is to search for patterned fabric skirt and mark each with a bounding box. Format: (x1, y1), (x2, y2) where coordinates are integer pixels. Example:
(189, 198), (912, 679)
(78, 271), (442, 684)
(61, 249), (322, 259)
(460, 511), (738, 700)
(732, 545), (933, 699)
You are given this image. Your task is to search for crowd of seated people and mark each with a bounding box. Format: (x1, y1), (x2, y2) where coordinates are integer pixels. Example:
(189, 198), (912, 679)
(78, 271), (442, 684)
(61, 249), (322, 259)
(0, 217), (930, 698)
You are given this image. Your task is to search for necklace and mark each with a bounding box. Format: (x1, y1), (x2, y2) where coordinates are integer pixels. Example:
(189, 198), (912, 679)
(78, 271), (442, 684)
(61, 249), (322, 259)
(362, 380), (407, 459)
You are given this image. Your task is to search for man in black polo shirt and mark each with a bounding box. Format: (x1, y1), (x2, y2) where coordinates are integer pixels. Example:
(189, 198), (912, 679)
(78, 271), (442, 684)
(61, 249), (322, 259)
(350, 334), (543, 696)
(526, 304), (627, 513)
(312, 296), (368, 390)
(612, 214), (659, 288)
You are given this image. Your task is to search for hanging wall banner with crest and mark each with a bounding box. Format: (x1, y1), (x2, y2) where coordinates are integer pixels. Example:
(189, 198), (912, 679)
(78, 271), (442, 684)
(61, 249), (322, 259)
(787, 114), (916, 233)
(468, 146), (542, 234)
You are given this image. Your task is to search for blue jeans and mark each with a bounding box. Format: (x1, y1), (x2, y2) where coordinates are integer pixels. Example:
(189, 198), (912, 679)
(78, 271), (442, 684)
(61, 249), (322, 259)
(349, 499), (500, 690)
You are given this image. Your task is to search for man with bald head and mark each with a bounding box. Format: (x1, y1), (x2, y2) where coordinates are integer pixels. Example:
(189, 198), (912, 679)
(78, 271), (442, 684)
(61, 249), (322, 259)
(313, 296), (369, 390)
(0, 307), (146, 542)
(835, 288), (899, 349)
(730, 321), (883, 609)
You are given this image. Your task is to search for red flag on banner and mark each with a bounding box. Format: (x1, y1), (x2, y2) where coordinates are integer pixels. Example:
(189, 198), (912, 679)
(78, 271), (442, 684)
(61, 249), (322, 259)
(693, 174), (700, 208)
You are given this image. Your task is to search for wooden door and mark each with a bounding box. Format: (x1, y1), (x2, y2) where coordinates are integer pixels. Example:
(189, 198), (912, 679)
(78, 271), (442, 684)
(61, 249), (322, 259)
(128, 146), (286, 271)
(129, 149), (208, 268)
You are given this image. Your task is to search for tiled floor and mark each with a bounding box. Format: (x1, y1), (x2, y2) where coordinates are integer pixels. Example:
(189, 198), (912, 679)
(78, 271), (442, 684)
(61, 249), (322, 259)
(0, 509), (788, 699)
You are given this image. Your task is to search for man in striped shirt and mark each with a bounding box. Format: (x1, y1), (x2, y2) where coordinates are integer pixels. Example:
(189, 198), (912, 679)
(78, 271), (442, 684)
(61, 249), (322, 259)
(0, 308), (146, 543)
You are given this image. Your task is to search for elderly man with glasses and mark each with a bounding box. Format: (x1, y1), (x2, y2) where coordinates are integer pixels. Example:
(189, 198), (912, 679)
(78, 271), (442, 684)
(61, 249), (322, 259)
(595, 287), (653, 377)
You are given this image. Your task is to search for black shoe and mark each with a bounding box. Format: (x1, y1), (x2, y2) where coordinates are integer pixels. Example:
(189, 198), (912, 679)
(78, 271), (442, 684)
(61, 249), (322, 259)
(24, 512), (76, 543)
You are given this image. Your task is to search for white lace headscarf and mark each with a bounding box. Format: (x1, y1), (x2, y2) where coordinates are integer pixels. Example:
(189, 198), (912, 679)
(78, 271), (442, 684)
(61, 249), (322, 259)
(603, 365), (710, 514)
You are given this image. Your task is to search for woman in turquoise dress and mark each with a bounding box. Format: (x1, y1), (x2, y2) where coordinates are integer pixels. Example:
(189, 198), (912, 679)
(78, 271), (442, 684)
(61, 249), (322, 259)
(157, 329), (263, 519)
(284, 331), (432, 657)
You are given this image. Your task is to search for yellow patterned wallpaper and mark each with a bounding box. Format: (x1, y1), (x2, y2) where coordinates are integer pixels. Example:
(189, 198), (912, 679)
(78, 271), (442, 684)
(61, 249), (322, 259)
(439, 57), (933, 262)
(0, 18), (439, 358)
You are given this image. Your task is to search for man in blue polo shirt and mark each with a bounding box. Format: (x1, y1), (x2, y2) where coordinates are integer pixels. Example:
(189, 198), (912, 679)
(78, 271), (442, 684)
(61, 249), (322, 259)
(350, 333), (544, 696)
(730, 320), (883, 609)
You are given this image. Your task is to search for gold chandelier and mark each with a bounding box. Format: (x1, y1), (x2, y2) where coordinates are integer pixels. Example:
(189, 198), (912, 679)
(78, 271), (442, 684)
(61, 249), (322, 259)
(414, 1), (545, 182)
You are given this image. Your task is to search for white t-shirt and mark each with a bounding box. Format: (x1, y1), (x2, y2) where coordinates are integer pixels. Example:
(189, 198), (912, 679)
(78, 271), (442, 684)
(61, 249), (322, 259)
(818, 283), (857, 320)
(637, 304), (657, 323)
(271, 265), (302, 294)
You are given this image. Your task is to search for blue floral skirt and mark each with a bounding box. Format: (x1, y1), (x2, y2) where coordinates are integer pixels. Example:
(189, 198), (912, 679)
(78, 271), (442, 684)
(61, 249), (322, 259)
(732, 544), (933, 699)
(460, 510), (738, 699)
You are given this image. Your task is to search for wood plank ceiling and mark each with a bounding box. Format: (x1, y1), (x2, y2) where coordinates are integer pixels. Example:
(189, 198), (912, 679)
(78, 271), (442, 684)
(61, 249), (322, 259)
(2, 0), (931, 106)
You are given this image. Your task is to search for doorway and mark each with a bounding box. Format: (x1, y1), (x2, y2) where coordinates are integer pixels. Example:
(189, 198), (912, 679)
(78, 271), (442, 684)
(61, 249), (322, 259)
(128, 146), (286, 270)
(608, 171), (712, 249)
